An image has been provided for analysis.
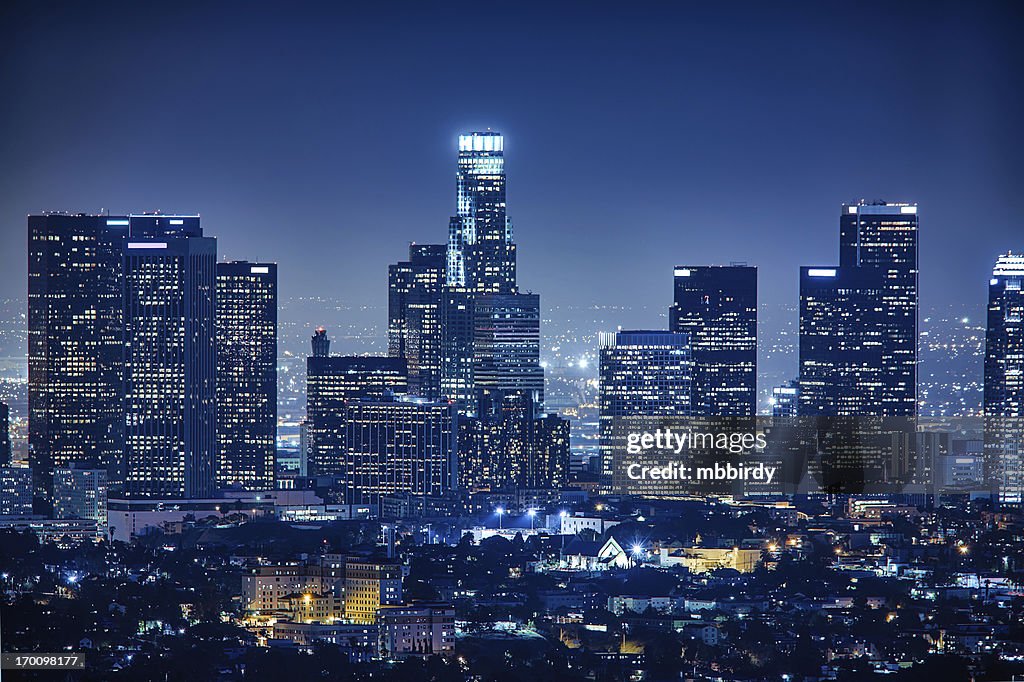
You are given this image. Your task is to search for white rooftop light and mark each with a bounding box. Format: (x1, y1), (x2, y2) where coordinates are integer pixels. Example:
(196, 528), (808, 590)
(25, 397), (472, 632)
(993, 254), (1024, 276)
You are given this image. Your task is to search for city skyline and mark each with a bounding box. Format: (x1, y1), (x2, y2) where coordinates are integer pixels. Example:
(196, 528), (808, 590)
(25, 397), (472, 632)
(3, 4), (1024, 679)
(1, 1), (1022, 320)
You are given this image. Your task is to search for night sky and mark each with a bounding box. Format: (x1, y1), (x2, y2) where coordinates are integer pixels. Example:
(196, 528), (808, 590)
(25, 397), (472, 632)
(1, 1), (1022, 322)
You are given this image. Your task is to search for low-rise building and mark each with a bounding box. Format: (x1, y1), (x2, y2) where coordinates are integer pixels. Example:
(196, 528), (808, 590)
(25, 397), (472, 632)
(378, 603), (455, 658)
(271, 621), (377, 661)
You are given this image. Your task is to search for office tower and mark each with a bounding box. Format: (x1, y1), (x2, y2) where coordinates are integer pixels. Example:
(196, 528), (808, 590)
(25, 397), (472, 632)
(28, 214), (128, 513)
(0, 465), (33, 516)
(798, 204), (919, 493)
(311, 327), (330, 357)
(669, 265), (757, 415)
(0, 401), (10, 464)
(598, 331), (693, 482)
(435, 132), (548, 412)
(123, 215), (216, 499)
(459, 389), (569, 491)
(216, 261), (278, 491)
(440, 290), (476, 407)
(473, 293), (544, 405)
(53, 465), (108, 526)
(770, 381), (800, 419)
(800, 202), (919, 417)
(388, 244), (446, 399)
(839, 201), (919, 415)
(798, 266), (887, 415)
(344, 559), (403, 625)
(799, 202), (919, 416)
(338, 398), (457, 506)
(446, 132), (516, 294)
(305, 343), (408, 477)
(984, 253), (1024, 503)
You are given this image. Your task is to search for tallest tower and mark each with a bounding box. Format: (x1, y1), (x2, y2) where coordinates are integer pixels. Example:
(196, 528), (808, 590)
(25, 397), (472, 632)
(446, 131), (516, 293)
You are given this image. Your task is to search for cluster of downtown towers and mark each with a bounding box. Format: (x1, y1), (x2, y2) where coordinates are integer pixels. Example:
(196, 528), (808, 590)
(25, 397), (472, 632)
(20, 131), (1024, 515)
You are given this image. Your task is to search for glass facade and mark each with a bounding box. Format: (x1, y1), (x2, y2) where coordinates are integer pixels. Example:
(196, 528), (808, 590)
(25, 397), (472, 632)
(669, 265), (757, 416)
(459, 389), (569, 491)
(799, 202), (919, 417)
(28, 214), (128, 513)
(447, 132), (516, 294)
(472, 292), (544, 407)
(216, 261), (277, 491)
(984, 254), (1024, 503)
(388, 244), (446, 400)
(123, 215), (217, 499)
(337, 399), (457, 507)
(598, 330), (693, 482)
(305, 351), (408, 477)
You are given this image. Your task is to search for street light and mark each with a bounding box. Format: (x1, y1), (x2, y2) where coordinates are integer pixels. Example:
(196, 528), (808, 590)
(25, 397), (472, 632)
(528, 508), (537, 531)
(496, 507), (504, 530)
(630, 543), (645, 568)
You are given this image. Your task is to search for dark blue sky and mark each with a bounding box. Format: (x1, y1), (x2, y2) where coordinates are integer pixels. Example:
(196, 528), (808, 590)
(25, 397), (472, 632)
(1, 1), (1021, 321)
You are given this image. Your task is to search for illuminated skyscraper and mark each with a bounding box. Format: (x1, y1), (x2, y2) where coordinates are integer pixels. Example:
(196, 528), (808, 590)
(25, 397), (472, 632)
(306, 347), (408, 477)
(28, 214), (128, 513)
(459, 389), (568, 491)
(216, 261), (277, 491)
(123, 215), (217, 499)
(838, 201), (919, 416)
(799, 202), (919, 417)
(338, 398), (457, 506)
(388, 244), (446, 399)
(344, 559), (403, 625)
(440, 290), (476, 407)
(669, 265), (757, 415)
(473, 293), (544, 406)
(446, 132), (515, 294)
(984, 253), (1024, 503)
(598, 331), (693, 481)
(798, 266), (887, 415)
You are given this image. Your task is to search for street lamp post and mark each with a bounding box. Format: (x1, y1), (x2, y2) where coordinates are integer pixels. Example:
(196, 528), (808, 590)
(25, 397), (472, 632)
(496, 507), (504, 530)
(528, 508), (536, 531)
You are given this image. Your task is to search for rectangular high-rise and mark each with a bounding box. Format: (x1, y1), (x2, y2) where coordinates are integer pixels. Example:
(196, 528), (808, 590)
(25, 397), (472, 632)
(799, 202), (919, 417)
(473, 293), (544, 406)
(388, 244), (446, 399)
(216, 261), (278, 491)
(123, 215), (217, 499)
(440, 290), (476, 407)
(598, 331), (692, 482)
(28, 214), (128, 513)
(669, 265), (756, 416)
(984, 254), (1024, 503)
(798, 266), (887, 415)
(338, 397), (457, 507)
(305, 347), (408, 477)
